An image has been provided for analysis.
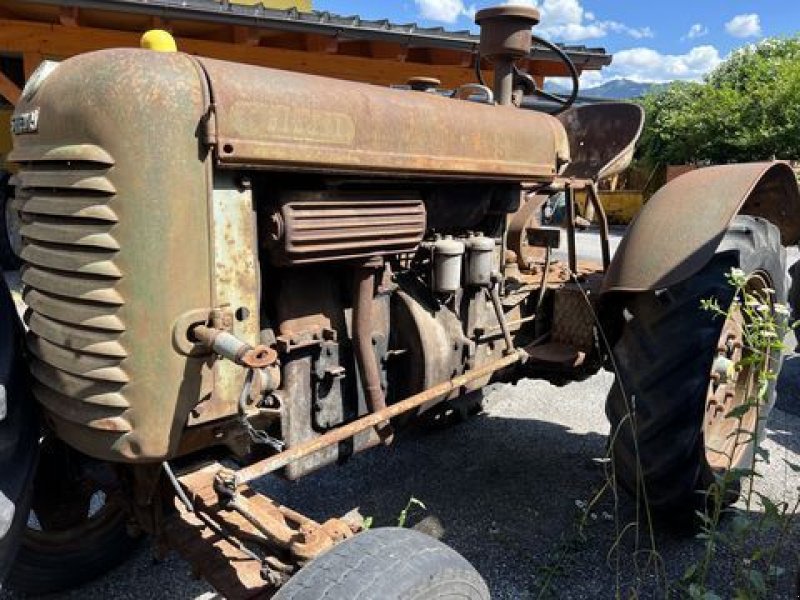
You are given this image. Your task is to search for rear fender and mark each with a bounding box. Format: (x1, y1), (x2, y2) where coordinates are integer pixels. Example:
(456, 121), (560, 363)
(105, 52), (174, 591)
(602, 162), (800, 293)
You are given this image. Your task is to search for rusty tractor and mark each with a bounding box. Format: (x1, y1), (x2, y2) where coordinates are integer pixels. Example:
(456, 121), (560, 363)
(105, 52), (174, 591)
(0, 5), (798, 597)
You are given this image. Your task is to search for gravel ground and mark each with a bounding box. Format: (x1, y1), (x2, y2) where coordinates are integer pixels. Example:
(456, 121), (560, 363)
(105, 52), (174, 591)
(3, 234), (800, 599)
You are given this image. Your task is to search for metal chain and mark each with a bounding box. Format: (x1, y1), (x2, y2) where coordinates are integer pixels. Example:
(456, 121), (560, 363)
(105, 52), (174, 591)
(238, 368), (285, 452)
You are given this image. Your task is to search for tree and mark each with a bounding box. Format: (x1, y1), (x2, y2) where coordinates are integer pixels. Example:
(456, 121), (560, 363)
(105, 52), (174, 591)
(637, 36), (800, 165)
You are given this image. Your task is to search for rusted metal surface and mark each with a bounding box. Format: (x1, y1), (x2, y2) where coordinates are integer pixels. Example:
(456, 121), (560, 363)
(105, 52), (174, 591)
(352, 260), (394, 443)
(196, 56), (570, 181)
(233, 350), (525, 485)
(704, 300), (749, 470)
(10, 48), (215, 461)
(557, 102), (645, 182)
(507, 192), (548, 268)
(195, 175), (263, 427)
(268, 191), (426, 265)
(704, 273), (772, 470)
(165, 462), (359, 598)
(488, 280), (515, 353)
(475, 5), (540, 106)
(603, 162), (800, 293)
(585, 182), (611, 269)
(273, 267), (387, 479)
(193, 325), (278, 370)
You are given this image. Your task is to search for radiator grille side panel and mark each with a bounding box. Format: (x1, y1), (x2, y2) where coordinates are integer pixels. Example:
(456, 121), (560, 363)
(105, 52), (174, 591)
(17, 156), (133, 435)
(10, 49), (215, 462)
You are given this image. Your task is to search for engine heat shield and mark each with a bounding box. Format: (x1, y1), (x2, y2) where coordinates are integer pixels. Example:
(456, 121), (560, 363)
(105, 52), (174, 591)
(268, 192), (426, 265)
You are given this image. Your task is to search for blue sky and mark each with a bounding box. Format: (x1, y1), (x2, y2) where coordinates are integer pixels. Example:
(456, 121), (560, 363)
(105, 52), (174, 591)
(315, 1), (800, 86)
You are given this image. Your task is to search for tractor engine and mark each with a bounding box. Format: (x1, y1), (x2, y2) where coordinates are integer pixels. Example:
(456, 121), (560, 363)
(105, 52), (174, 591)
(9, 14), (578, 475)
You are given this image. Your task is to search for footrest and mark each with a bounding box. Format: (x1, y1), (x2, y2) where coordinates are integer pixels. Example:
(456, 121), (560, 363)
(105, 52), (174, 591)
(524, 342), (585, 368)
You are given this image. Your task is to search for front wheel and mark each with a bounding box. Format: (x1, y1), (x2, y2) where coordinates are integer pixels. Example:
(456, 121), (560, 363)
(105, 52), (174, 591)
(274, 527), (489, 600)
(0, 174), (21, 271)
(6, 438), (139, 594)
(605, 215), (786, 517)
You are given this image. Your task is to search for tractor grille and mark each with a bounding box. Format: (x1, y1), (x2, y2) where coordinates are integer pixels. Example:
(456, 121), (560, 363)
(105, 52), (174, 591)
(14, 148), (132, 434)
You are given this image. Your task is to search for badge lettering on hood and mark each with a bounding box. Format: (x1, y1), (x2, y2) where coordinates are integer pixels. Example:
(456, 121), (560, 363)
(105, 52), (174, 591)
(11, 108), (39, 135)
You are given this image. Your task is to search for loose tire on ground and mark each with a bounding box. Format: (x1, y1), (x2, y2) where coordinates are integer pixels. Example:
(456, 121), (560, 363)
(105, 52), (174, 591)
(274, 527), (490, 600)
(605, 215), (786, 517)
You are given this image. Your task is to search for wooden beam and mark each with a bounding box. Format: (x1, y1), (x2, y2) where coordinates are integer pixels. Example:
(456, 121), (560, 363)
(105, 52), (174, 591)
(150, 16), (168, 30)
(304, 33), (338, 54)
(528, 59), (584, 78)
(0, 18), (500, 88)
(335, 39), (371, 57)
(232, 26), (260, 46)
(23, 52), (43, 80)
(58, 6), (79, 27)
(368, 41), (407, 62)
(0, 69), (21, 105)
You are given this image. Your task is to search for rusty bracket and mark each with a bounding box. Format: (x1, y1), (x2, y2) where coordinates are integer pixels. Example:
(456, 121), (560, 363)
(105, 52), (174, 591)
(193, 324), (278, 369)
(163, 462), (361, 598)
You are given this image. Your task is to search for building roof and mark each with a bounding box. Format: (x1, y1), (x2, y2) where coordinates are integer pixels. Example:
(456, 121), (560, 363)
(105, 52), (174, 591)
(15, 0), (612, 70)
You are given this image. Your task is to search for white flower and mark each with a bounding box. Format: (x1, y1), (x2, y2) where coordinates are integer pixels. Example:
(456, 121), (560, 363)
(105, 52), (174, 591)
(574, 500), (587, 510)
(774, 304), (790, 316)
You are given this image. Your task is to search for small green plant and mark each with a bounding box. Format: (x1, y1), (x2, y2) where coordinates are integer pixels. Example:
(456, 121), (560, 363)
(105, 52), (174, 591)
(396, 497), (427, 528)
(682, 267), (798, 599)
(360, 496), (427, 531)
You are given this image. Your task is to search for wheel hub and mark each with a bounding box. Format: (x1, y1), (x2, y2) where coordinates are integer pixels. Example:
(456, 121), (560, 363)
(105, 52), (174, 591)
(703, 279), (767, 471)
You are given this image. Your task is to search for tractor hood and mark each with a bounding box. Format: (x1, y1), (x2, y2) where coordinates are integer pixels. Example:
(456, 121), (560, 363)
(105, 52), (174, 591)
(196, 56), (569, 181)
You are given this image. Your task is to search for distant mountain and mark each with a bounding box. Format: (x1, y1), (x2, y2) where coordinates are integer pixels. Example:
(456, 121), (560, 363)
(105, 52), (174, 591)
(545, 78), (668, 100)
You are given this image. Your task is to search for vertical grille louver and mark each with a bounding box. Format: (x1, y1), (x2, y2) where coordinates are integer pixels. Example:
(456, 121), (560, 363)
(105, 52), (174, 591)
(15, 149), (132, 434)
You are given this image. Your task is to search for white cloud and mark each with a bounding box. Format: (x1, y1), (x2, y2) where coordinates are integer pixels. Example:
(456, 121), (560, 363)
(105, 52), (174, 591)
(725, 14), (761, 38)
(684, 23), (709, 40)
(589, 45), (723, 84)
(579, 70), (604, 88)
(415, 0), (653, 42)
(414, 0), (473, 23)
(513, 0), (653, 42)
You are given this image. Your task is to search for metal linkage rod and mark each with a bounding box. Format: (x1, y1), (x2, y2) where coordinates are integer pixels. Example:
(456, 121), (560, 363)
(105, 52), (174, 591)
(233, 350), (526, 485)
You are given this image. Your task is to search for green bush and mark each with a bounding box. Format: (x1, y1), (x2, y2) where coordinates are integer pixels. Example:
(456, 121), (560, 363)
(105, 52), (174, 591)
(638, 37), (800, 165)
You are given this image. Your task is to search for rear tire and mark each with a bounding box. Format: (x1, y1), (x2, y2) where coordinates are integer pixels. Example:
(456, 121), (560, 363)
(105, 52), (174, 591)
(274, 527), (489, 600)
(605, 216), (785, 517)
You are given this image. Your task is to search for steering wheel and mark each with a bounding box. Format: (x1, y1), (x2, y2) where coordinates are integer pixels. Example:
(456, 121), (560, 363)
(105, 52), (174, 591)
(474, 33), (580, 115)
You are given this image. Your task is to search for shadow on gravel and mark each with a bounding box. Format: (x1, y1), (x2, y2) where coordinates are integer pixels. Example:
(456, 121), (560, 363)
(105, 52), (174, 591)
(255, 412), (611, 599)
(5, 383), (799, 599)
(777, 354), (800, 417)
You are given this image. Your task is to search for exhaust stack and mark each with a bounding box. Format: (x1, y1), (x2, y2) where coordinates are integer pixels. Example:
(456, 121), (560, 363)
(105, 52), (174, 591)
(475, 5), (540, 105)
